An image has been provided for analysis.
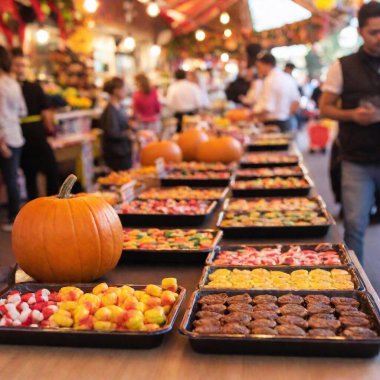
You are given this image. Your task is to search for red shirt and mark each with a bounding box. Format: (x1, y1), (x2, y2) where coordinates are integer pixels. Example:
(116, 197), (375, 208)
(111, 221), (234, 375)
(132, 89), (161, 123)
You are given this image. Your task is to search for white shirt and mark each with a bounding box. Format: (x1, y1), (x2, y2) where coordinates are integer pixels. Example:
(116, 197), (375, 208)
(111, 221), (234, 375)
(0, 75), (27, 148)
(322, 60), (343, 95)
(242, 79), (263, 106)
(254, 68), (300, 121)
(166, 79), (202, 113)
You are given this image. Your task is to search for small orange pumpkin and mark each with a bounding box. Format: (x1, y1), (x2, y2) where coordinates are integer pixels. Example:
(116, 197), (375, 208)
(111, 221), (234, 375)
(177, 128), (209, 161)
(140, 140), (182, 166)
(12, 175), (123, 283)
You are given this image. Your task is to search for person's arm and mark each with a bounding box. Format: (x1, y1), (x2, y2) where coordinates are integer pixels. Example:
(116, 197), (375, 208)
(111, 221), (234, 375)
(101, 106), (126, 140)
(36, 83), (56, 134)
(252, 78), (274, 119)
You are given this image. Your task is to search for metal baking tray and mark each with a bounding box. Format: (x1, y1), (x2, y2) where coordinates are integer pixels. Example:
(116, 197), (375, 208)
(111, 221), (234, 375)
(180, 289), (380, 357)
(217, 209), (335, 239)
(160, 174), (234, 188)
(136, 187), (229, 203)
(239, 155), (300, 169)
(236, 164), (308, 180)
(118, 201), (218, 227)
(205, 243), (353, 268)
(120, 229), (223, 265)
(0, 283), (185, 348)
(198, 265), (364, 291)
(231, 176), (313, 198)
(223, 195), (327, 212)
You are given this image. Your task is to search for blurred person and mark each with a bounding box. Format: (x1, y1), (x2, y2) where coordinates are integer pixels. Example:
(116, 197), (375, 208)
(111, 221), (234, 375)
(11, 48), (60, 200)
(133, 73), (161, 134)
(284, 62), (296, 76)
(319, 1), (380, 262)
(225, 68), (251, 104)
(166, 69), (202, 132)
(100, 77), (133, 171)
(0, 46), (26, 231)
(253, 52), (300, 132)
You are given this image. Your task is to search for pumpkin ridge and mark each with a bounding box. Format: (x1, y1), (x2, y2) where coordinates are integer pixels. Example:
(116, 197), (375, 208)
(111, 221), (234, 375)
(81, 197), (103, 279)
(67, 199), (83, 282)
(103, 201), (122, 271)
(100, 203), (116, 271)
(42, 200), (57, 281)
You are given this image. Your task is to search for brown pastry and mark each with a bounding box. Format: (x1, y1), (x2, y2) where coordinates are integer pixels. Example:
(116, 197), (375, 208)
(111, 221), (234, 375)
(277, 315), (308, 329)
(279, 304), (308, 317)
(199, 293), (228, 305)
(251, 310), (278, 320)
(248, 319), (277, 329)
(196, 311), (223, 320)
(308, 329), (336, 337)
(335, 305), (359, 313)
(331, 297), (359, 307)
(252, 303), (280, 313)
(228, 303), (254, 313)
(276, 324), (306, 336)
(194, 324), (221, 334)
(310, 313), (336, 320)
(307, 303), (335, 315)
(308, 317), (341, 330)
(253, 295), (278, 304)
(343, 327), (377, 338)
(201, 303), (227, 313)
(304, 295), (331, 305)
(339, 316), (370, 327)
(221, 312), (251, 325)
(252, 327), (278, 335)
(193, 318), (221, 328)
(221, 322), (250, 334)
(278, 294), (304, 305)
(339, 310), (369, 319)
(227, 294), (252, 304)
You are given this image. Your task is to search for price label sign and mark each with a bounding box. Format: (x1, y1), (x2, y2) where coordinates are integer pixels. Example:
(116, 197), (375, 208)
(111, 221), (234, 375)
(155, 157), (166, 178)
(120, 180), (136, 202)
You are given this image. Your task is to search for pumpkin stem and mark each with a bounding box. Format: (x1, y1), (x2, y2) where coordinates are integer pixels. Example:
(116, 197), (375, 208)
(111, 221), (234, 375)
(57, 174), (77, 199)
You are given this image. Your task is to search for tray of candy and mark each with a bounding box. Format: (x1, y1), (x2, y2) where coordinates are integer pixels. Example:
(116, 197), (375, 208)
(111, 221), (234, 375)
(205, 243), (353, 268)
(231, 176), (313, 198)
(0, 283), (185, 348)
(118, 200), (218, 227)
(160, 172), (234, 188)
(120, 229), (223, 265)
(246, 139), (290, 152)
(239, 154), (300, 168)
(198, 266), (364, 292)
(217, 209), (335, 238)
(179, 289), (380, 357)
(236, 164), (308, 179)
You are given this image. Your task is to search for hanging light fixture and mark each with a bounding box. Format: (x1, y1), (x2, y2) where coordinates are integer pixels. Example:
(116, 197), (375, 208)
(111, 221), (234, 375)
(36, 27), (50, 45)
(150, 44), (161, 57)
(83, 0), (99, 13)
(220, 12), (230, 25)
(195, 29), (206, 41)
(138, 0), (149, 3)
(224, 28), (232, 38)
(122, 35), (136, 52)
(146, 1), (160, 17)
(221, 52), (229, 63)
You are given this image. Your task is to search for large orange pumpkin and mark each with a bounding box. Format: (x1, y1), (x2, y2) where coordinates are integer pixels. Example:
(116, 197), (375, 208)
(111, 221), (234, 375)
(196, 136), (242, 163)
(225, 108), (250, 122)
(140, 141), (182, 166)
(177, 128), (209, 161)
(12, 175), (123, 283)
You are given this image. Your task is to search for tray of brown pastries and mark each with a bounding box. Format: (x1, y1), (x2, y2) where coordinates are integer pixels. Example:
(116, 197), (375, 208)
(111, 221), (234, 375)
(180, 289), (380, 357)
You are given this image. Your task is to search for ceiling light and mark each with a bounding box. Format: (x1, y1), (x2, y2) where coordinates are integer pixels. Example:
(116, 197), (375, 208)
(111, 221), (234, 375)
(224, 28), (232, 38)
(150, 44), (161, 57)
(195, 29), (206, 41)
(221, 52), (229, 63)
(220, 12), (230, 25)
(147, 1), (160, 17)
(36, 28), (50, 45)
(122, 36), (136, 52)
(83, 0), (99, 13)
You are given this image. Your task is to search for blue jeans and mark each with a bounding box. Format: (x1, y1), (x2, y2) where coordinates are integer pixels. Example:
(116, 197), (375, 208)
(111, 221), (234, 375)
(0, 147), (22, 222)
(341, 160), (380, 263)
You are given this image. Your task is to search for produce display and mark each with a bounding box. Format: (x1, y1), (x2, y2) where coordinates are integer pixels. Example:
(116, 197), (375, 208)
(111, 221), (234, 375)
(249, 137), (290, 146)
(232, 177), (310, 190)
(211, 244), (344, 266)
(203, 268), (355, 290)
(138, 187), (226, 200)
(123, 229), (217, 251)
(97, 167), (157, 186)
(237, 166), (304, 178)
(118, 199), (213, 215)
(164, 171), (231, 180)
(0, 279), (179, 331)
(241, 153), (299, 165)
(220, 211), (329, 227)
(192, 292), (377, 338)
(226, 198), (321, 212)
(165, 162), (234, 172)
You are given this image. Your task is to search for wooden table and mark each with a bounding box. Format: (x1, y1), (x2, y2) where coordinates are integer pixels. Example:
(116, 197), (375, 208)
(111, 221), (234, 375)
(1, 191), (380, 379)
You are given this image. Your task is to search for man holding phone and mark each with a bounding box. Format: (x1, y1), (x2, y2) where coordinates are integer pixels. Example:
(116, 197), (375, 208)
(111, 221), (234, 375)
(320, 1), (380, 263)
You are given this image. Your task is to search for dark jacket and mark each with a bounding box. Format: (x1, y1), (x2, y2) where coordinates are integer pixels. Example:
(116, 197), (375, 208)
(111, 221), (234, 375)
(339, 48), (380, 163)
(225, 77), (250, 104)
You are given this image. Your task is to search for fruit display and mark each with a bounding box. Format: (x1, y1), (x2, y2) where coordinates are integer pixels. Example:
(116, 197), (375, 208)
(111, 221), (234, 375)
(97, 171), (134, 187)
(141, 141), (182, 166)
(202, 268), (356, 290)
(191, 292), (377, 338)
(0, 279), (180, 332)
(164, 171), (231, 180)
(123, 229), (218, 251)
(138, 187), (227, 201)
(165, 162), (235, 172)
(12, 175), (123, 283)
(232, 177), (310, 190)
(241, 153), (299, 165)
(250, 137), (290, 146)
(220, 210), (330, 227)
(87, 191), (120, 206)
(118, 199), (214, 215)
(226, 198), (321, 212)
(211, 244), (345, 266)
(237, 166), (305, 178)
